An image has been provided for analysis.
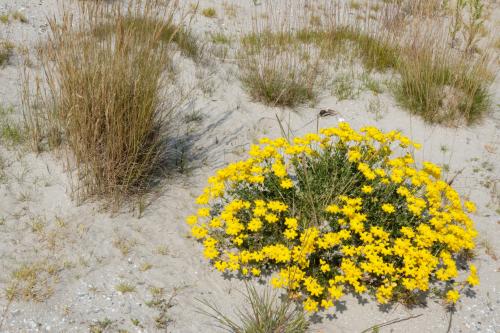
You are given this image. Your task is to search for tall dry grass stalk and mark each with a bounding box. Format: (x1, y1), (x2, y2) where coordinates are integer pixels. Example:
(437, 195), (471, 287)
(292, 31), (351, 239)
(23, 0), (187, 205)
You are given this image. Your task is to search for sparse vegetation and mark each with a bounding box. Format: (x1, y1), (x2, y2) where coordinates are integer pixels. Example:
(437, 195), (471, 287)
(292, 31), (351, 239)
(395, 46), (491, 125)
(139, 262), (153, 271)
(89, 318), (113, 333)
(146, 287), (178, 329)
(202, 7), (217, 18)
(6, 262), (59, 302)
(0, 0), (498, 331)
(0, 40), (14, 66)
(239, 30), (320, 107)
(238, 11), (491, 123)
(113, 237), (136, 256)
(211, 32), (231, 44)
(115, 282), (136, 294)
(0, 14), (9, 24)
(349, 0), (362, 11)
(11, 11), (28, 24)
(0, 105), (24, 145)
(222, 2), (238, 18)
(332, 72), (359, 100)
(361, 73), (383, 94)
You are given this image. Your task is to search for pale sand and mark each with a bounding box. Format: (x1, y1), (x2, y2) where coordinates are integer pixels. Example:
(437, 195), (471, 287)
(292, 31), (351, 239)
(0, 0), (499, 332)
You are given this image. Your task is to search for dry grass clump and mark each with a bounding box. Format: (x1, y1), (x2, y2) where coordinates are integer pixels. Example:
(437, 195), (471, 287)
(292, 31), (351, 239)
(0, 104), (24, 145)
(238, 2), (322, 108)
(374, 1), (492, 124)
(11, 11), (28, 23)
(0, 11), (29, 24)
(0, 40), (14, 66)
(0, 13), (9, 24)
(202, 7), (217, 18)
(396, 45), (491, 125)
(239, 31), (320, 107)
(23, 0), (187, 204)
(115, 282), (136, 294)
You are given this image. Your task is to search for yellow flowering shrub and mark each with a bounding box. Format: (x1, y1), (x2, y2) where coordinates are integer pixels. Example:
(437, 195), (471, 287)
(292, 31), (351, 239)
(187, 122), (479, 312)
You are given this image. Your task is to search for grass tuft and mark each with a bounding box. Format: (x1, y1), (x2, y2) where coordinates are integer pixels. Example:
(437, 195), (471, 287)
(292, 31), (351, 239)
(332, 72), (359, 100)
(12, 11), (28, 23)
(115, 282), (136, 294)
(0, 104), (24, 145)
(202, 8), (217, 18)
(239, 30), (320, 107)
(395, 46), (491, 125)
(0, 40), (14, 66)
(198, 283), (309, 333)
(0, 13), (9, 24)
(211, 32), (231, 45)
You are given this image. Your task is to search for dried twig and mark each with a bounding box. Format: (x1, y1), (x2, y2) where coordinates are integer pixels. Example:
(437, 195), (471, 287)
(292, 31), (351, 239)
(360, 313), (423, 333)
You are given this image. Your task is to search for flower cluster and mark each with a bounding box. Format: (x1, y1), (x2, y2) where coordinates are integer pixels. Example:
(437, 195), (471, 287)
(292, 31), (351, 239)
(187, 122), (479, 312)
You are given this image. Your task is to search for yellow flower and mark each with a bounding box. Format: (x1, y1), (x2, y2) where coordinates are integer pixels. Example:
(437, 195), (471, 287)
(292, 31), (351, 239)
(320, 259), (330, 272)
(253, 206), (267, 217)
(381, 203), (395, 213)
(196, 193), (209, 205)
(209, 217), (222, 228)
(285, 217), (298, 229)
(464, 201), (476, 213)
(423, 161), (441, 179)
(203, 246), (219, 259)
(188, 123), (481, 314)
(325, 204), (341, 214)
(348, 149), (362, 162)
(280, 178), (293, 189)
(267, 201), (288, 212)
(321, 299), (333, 309)
(272, 160), (287, 178)
(466, 264), (479, 286)
(197, 207), (210, 217)
(214, 261), (228, 272)
(358, 163), (376, 180)
(303, 298), (319, 312)
(284, 228), (298, 240)
(191, 225), (208, 239)
(186, 215), (198, 225)
(446, 289), (460, 304)
(247, 218), (263, 232)
(361, 185), (373, 194)
(265, 213), (279, 224)
(327, 283), (343, 300)
(304, 276), (324, 296)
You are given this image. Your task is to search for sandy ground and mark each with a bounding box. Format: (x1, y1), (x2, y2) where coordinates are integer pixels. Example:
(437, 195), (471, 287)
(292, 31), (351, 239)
(0, 0), (499, 332)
